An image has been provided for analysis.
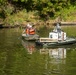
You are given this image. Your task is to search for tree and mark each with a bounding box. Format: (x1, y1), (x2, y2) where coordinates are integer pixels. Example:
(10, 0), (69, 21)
(0, 0), (76, 19)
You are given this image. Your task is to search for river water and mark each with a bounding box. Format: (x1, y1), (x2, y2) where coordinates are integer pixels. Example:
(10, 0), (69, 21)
(0, 27), (76, 75)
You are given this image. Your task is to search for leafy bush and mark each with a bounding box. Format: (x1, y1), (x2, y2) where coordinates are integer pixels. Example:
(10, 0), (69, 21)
(4, 9), (39, 26)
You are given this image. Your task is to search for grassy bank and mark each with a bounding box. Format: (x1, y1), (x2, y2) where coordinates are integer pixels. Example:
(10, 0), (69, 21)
(1, 6), (76, 28)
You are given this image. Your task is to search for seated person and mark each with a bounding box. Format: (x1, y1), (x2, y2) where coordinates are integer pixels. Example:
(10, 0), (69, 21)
(23, 23), (35, 35)
(29, 26), (35, 35)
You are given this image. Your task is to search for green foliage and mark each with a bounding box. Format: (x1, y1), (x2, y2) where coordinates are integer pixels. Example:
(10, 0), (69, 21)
(60, 6), (76, 21)
(3, 4), (14, 17)
(0, 0), (75, 18)
(4, 9), (39, 25)
(0, 0), (7, 5)
(0, 0), (76, 25)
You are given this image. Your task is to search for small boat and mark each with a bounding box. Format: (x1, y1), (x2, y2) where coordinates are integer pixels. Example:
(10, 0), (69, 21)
(22, 34), (39, 41)
(22, 24), (39, 41)
(35, 23), (76, 47)
(35, 37), (76, 47)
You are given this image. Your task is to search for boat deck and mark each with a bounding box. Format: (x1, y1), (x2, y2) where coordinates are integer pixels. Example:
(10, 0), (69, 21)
(35, 37), (76, 47)
(39, 38), (58, 42)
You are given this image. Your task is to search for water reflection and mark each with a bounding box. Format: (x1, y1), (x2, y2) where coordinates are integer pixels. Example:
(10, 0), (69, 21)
(22, 40), (36, 54)
(40, 48), (66, 59)
(40, 48), (66, 74)
(21, 39), (76, 75)
(22, 40), (67, 74)
(22, 39), (67, 60)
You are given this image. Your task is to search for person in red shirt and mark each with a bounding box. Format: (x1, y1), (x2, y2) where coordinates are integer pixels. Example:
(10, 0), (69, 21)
(29, 27), (35, 35)
(23, 23), (36, 36)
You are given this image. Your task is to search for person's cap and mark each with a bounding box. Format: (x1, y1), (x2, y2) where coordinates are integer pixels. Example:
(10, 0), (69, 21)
(27, 24), (30, 27)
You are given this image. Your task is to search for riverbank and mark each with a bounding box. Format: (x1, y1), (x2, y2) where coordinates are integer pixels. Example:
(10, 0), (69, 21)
(1, 21), (76, 29)
(0, 24), (20, 28)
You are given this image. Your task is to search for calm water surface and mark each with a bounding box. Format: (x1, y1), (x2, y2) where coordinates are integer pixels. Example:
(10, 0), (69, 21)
(0, 27), (76, 75)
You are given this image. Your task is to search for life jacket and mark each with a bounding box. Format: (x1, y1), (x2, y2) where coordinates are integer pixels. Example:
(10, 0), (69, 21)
(26, 28), (29, 34)
(29, 28), (35, 35)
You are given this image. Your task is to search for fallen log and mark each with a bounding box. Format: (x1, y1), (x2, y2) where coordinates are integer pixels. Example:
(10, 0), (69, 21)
(61, 22), (76, 25)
